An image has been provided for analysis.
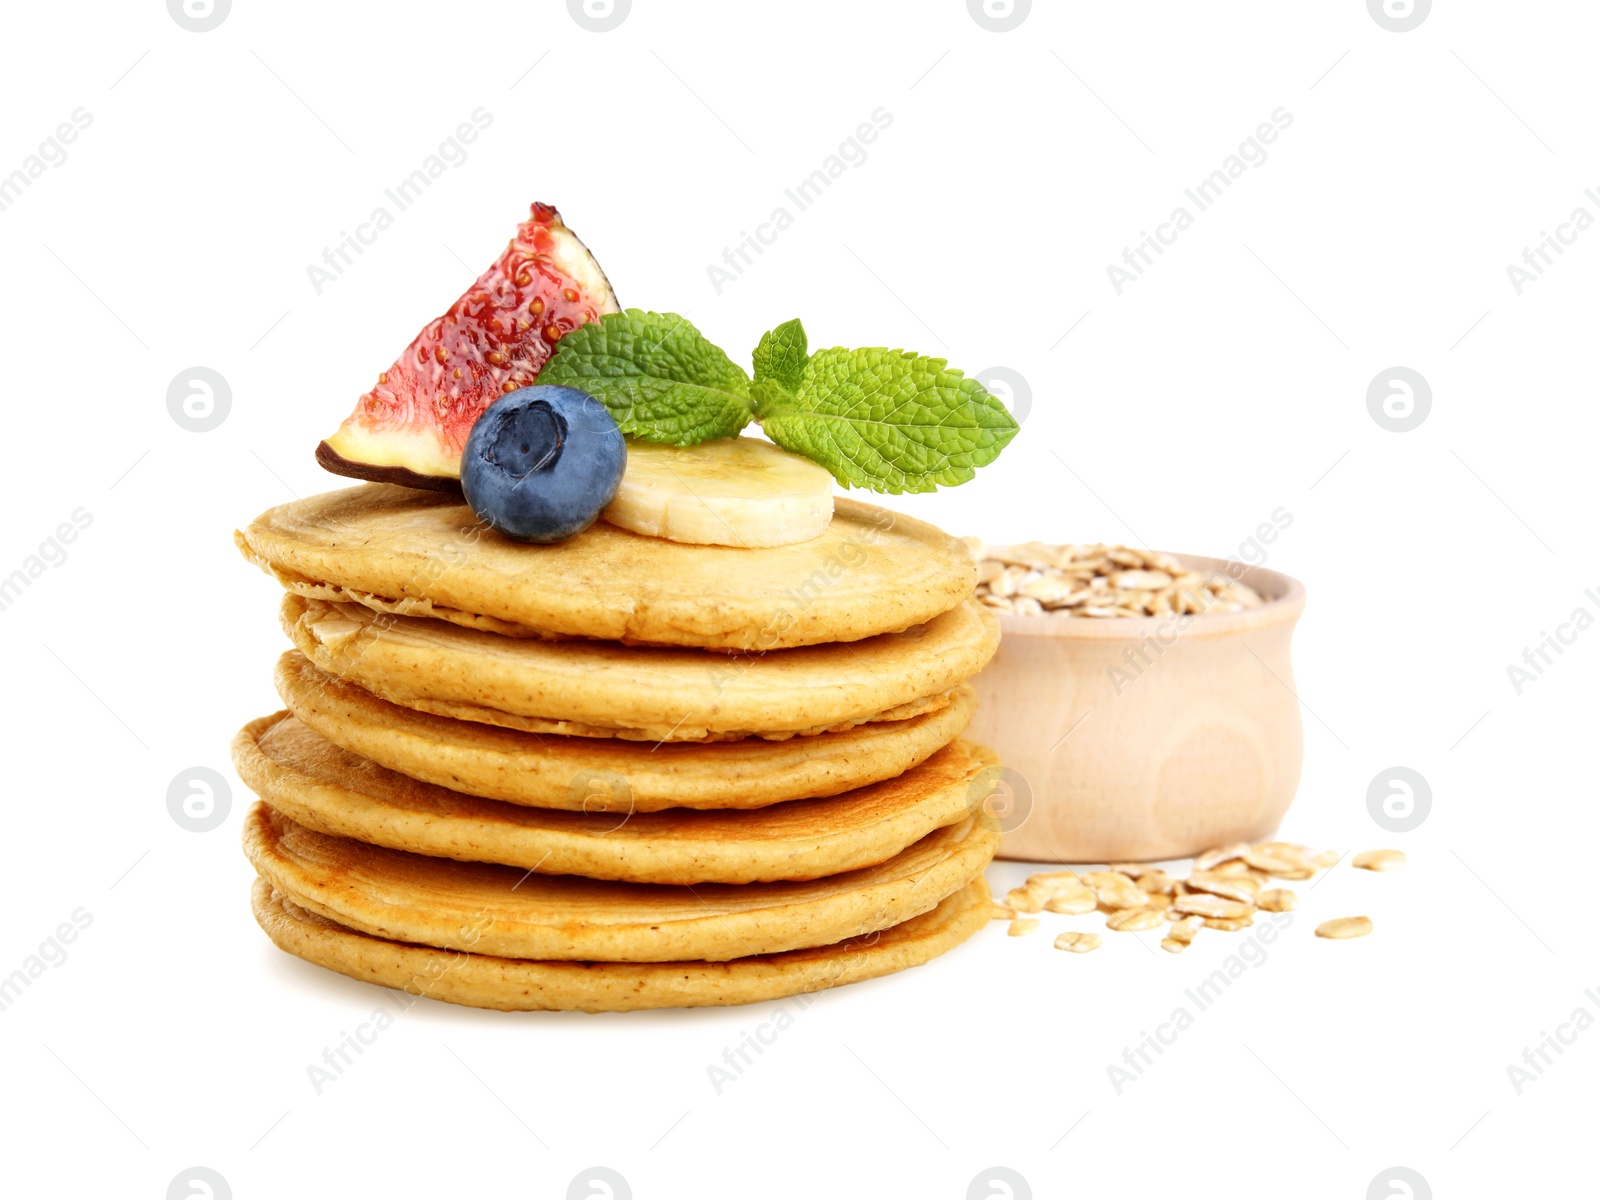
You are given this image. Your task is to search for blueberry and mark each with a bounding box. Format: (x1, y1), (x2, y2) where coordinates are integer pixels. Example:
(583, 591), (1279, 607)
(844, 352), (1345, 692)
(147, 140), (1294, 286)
(460, 386), (626, 543)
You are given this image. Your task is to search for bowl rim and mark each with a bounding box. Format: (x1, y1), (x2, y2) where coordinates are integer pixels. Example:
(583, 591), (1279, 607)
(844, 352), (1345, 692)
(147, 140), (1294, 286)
(990, 551), (1305, 640)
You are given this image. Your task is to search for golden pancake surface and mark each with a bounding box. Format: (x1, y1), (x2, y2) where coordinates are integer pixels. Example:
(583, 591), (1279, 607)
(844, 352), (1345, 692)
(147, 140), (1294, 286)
(251, 875), (991, 1013)
(243, 802), (997, 962)
(273, 651), (978, 809)
(281, 593), (999, 742)
(238, 484), (976, 651)
(233, 711), (996, 884)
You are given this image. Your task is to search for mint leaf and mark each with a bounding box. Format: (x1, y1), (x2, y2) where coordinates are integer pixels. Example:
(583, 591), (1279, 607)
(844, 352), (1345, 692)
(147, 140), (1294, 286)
(757, 347), (1019, 494)
(751, 319), (810, 422)
(752, 319), (809, 397)
(541, 309), (753, 444)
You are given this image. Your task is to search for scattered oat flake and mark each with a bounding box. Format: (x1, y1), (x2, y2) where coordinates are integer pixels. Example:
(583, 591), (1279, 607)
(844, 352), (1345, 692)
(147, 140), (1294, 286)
(1106, 908), (1165, 932)
(1172, 894), (1253, 920)
(1031, 872), (1097, 912)
(1242, 845), (1314, 877)
(1256, 888), (1297, 912)
(1167, 916), (1203, 944)
(1138, 870), (1178, 895)
(1160, 938), (1188, 954)
(1082, 871), (1149, 909)
(1209, 859), (1256, 878)
(1257, 841), (1313, 857)
(988, 904), (1017, 921)
(1316, 916), (1373, 940)
(1030, 876), (1081, 896)
(1008, 918), (1041, 937)
(1352, 849), (1406, 872)
(1054, 931), (1102, 953)
(1202, 915), (1255, 931)
(1185, 871), (1260, 904)
(1005, 886), (1046, 914)
(1044, 893), (1098, 915)
(1194, 842), (1250, 871)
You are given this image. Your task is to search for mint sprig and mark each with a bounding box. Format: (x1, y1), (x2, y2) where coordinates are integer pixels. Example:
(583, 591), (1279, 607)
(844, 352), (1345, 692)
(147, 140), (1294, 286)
(544, 310), (1019, 494)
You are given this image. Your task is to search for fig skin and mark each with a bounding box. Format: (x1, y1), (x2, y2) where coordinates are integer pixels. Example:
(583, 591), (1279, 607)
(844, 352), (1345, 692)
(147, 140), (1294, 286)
(315, 441), (463, 494)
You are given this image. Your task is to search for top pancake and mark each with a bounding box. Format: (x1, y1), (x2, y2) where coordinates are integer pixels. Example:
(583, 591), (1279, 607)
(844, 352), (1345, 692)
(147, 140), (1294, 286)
(237, 484), (976, 651)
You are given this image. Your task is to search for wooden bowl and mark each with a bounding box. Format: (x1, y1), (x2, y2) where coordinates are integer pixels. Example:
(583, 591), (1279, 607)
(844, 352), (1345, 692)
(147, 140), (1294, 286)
(965, 555), (1306, 863)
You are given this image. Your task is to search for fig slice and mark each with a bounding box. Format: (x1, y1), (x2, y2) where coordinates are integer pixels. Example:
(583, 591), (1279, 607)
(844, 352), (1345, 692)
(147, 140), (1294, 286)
(317, 202), (620, 489)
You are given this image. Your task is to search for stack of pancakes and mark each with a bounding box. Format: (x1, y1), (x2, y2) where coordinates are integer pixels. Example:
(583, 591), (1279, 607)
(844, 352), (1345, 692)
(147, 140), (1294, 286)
(232, 484), (1003, 1012)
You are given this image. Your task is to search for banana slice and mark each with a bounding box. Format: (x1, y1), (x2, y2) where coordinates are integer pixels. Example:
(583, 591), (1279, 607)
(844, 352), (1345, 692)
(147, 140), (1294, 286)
(602, 437), (835, 547)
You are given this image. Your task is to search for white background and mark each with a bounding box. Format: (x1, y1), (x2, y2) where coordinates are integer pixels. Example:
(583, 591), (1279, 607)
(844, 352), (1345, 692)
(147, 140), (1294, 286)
(1, 1), (1593, 1196)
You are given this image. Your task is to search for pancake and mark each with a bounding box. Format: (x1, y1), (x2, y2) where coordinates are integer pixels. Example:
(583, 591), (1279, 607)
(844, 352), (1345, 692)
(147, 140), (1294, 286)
(237, 484), (976, 651)
(280, 594), (1000, 742)
(243, 802), (998, 962)
(251, 874), (991, 1012)
(274, 651), (978, 810)
(233, 711), (999, 884)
